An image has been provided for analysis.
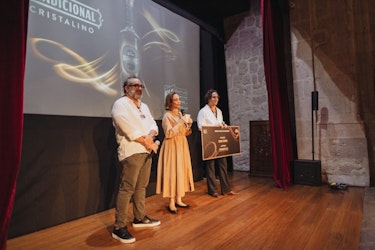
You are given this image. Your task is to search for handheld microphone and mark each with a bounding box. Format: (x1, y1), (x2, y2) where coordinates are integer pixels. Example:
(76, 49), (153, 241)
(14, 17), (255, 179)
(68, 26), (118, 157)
(150, 140), (160, 157)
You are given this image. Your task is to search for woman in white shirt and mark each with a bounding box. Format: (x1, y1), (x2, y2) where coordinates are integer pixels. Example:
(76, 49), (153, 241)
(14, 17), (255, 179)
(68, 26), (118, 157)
(197, 89), (237, 198)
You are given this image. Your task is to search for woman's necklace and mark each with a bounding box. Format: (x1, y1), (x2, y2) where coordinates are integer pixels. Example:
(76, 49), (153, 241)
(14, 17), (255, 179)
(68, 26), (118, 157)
(211, 107), (217, 118)
(170, 109), (180, 118)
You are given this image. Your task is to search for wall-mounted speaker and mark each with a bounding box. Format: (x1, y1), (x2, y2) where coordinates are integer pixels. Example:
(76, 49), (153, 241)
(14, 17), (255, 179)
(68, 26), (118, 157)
(312, 91), (319, 111)
(292, 159), (321, 186)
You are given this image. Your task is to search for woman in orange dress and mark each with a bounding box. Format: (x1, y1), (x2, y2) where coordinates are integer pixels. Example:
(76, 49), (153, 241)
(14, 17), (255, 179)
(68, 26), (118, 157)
(156, 92), (195, 214)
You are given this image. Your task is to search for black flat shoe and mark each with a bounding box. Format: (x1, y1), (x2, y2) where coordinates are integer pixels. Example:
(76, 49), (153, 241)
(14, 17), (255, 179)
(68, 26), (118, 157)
(209, 193), (219, 198)
(167, 206), (178, 214)
(175, 203), (191, 208)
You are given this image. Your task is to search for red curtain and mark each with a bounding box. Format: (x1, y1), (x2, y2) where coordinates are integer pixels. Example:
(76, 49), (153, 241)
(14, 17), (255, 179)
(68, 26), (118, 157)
(261, 0), (294, 189)
(0, 1), (28, 249)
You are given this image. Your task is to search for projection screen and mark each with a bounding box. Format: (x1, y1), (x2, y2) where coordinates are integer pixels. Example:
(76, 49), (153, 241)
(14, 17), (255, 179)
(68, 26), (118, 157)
(24, 0), (200, 119)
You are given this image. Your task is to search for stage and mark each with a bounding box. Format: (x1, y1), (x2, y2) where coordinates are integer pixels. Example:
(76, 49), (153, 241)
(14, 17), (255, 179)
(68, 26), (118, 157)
(8, 171), (367, 249)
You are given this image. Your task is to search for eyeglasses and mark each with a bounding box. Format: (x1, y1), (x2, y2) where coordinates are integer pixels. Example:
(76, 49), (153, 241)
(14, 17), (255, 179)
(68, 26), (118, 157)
(128, 84), (145, 89)
(211, 96), (220, 99)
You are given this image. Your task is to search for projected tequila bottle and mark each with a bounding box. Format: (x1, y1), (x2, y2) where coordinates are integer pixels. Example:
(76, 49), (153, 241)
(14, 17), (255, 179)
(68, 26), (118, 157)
(120, 0), (140, 79)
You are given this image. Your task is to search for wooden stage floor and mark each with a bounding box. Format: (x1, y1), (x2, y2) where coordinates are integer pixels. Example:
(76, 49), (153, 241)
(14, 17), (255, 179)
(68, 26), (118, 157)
(7, 171), (365, 249)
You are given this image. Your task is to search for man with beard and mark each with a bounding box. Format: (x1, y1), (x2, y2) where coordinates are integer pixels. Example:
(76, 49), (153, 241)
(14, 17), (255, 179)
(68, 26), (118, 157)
(111, 76), (160, 244)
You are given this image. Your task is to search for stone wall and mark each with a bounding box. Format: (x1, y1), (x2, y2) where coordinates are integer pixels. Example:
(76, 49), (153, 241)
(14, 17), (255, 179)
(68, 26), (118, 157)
(225, 0), (374, 186)
(289, 0), (371, 186)
(225, 0), (268, 172)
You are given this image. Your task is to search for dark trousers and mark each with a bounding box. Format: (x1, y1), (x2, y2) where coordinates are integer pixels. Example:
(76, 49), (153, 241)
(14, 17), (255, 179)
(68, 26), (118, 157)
(205, 157), (231, 195)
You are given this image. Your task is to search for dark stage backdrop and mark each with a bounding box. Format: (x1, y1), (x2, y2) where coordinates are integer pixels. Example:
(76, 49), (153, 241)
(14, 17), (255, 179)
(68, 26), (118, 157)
(9, 115), (203, 238)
